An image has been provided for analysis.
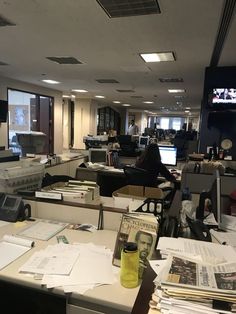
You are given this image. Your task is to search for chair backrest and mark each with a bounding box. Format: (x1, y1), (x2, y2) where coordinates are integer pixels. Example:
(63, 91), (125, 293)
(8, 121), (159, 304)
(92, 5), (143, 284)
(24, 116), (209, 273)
(123, 166), (156, 187)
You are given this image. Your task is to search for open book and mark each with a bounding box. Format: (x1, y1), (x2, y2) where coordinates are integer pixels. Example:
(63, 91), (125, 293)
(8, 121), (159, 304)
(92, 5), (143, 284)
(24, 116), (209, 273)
(0, 235), (34, 270)
(113, 213), (158, 268)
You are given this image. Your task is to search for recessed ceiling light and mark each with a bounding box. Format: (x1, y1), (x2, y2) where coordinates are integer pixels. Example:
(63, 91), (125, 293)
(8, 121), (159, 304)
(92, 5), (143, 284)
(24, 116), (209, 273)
(62, 95), (70, 98)
(185, 110), (190, 113)
(122, 104), (131, 107)
(143, 101), (154, 104)
(72, 89), (88, 93)
(95, 95), (105, 98)
(140, 52), (175, 63)
(113, 101), (121, 104)
(168, 89), (185, 93)
(42, 79), (60, 84)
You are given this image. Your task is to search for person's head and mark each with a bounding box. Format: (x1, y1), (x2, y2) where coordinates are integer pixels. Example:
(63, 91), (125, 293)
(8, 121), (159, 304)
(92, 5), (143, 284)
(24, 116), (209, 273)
(143, 143), (161, 162)
(130, 119), (135, 125)
(135, 231), (153, 260)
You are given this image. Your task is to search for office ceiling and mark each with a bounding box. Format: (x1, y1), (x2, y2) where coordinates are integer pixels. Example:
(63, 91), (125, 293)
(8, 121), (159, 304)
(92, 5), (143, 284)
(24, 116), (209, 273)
(0, 0), (235, 116)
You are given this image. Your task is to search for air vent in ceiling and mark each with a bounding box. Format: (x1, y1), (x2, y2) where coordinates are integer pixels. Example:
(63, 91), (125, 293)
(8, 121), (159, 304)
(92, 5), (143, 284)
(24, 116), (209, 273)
(159, 78), (184, 83)
(116, 89), (135, 93)
(0, 14), (16, 27)
(130, 95), (143, 98)
(96, 0), (161, 18)
(0, 61), (9, 66)
(46, 57), (82, 64)
(96, 79), (119, 83)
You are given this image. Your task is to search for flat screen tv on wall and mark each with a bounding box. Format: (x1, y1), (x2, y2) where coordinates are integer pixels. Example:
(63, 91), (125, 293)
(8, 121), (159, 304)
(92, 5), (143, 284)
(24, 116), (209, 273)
(208, 88), (236, 109)
(0, 100), (8, 122)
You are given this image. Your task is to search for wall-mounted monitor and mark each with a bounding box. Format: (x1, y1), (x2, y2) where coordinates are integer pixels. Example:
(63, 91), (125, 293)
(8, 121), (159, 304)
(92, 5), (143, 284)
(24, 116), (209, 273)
(208, 88), (236, 109)
(88, 148), (107, 164)
(138, 136), (149, 148)
(0, 100), (8, 122)
(158, 145), (177, 166)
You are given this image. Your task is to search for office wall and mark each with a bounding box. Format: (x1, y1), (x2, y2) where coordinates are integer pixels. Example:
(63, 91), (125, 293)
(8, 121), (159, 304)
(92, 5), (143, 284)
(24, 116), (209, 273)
(0, 76), (63, 153)
(199, 66), (236, 159)
(73, 98), (98, 149)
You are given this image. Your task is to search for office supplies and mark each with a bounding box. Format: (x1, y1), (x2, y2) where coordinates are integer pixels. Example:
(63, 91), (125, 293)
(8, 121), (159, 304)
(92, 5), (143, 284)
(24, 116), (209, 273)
(0, 234), (34, 270)
(17, 220), (67, 241)
(56, 235), (69, 244)
(0, 194), (32, 222)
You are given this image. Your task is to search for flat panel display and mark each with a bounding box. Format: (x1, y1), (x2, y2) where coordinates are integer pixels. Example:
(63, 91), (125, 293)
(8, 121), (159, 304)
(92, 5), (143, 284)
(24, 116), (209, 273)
(158, 145), (177, 166)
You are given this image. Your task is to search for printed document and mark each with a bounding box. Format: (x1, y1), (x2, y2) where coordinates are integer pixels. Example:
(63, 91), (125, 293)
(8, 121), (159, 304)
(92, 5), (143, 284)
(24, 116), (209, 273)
(157, 237), (236, 264)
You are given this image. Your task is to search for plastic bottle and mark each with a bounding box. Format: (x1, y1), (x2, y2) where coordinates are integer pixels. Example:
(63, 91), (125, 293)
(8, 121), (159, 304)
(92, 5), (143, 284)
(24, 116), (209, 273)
(120, 242), (139, 288)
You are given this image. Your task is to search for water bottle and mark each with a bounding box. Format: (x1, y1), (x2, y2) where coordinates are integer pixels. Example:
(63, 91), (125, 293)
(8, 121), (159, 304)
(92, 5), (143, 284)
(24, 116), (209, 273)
(120, 242), (139, 288)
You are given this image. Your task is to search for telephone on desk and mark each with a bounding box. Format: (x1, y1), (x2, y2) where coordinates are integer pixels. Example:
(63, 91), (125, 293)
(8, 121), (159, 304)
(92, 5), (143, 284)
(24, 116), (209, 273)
(0, 193), (31, 222)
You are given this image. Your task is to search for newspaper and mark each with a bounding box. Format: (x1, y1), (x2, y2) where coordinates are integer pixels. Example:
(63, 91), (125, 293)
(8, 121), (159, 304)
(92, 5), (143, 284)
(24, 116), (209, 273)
(161, 254), (236, 302)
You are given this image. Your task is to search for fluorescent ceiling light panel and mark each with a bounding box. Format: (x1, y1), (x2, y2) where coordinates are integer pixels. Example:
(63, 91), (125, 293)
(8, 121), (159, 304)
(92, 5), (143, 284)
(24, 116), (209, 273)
(185, 107), (191, 109)
(143, 101), (154, 104)
(113, 101), (121, 104)
(95, 95), (105, 98)
(168, 89), (185, 93)
(122, 104), (131, 107)
(63, 95), (70, 98)
(140, 52), (175, 63)
(72, 89), (88, 93)
(42, 79), (60, 84)
(185, 110), (190, 113)
(71, 95), (76, 98)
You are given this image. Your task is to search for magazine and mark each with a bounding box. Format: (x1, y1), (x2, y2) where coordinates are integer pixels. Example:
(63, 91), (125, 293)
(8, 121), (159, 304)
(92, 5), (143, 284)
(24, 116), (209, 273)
(112, 213), (158, 268)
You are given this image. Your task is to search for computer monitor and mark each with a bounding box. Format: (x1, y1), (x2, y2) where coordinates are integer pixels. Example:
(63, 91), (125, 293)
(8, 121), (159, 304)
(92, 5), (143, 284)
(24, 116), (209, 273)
(88, 148), (107, 164)
(16, 132), (47, 156)
(196, 170), (221, 225)
(138, 136), (149, 148)
(158, 145), (177, 166)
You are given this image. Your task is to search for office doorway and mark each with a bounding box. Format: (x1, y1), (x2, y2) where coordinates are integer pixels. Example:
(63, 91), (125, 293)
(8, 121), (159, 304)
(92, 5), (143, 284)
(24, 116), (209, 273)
(8, 89), (54, 155)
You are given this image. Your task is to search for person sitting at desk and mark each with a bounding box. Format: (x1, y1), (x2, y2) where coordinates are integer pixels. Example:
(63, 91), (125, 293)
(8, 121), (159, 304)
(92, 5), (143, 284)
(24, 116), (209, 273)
(135, 143), (176, 185)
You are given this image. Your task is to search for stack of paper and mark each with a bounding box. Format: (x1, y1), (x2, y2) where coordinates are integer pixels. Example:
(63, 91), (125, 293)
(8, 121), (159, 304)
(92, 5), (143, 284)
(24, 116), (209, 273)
(19, 242), (116, 295)
(149, 237), (236, 313)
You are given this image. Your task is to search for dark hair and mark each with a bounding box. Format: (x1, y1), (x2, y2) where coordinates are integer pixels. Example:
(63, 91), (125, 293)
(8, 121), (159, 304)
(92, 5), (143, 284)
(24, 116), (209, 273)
(136, 143), (161, 166)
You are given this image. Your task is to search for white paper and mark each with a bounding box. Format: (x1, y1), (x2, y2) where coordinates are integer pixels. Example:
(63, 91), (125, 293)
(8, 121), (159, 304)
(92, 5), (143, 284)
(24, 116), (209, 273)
(0, 235), (33, 270)
(19, 243), (79, 275)
(157, 237), (236, 265)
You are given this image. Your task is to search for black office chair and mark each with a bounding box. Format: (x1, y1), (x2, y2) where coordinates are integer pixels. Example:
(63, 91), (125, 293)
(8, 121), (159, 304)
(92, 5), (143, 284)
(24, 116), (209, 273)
(123, 166), (157, 187)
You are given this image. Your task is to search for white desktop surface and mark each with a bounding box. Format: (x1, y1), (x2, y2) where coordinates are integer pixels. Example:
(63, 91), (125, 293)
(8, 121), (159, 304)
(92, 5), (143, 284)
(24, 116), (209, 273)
(0, 221), (139, 313)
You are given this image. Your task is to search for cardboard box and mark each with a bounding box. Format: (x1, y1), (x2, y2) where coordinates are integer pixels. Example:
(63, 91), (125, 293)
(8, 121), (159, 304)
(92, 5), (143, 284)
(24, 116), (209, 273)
(112, 185), (163, 200)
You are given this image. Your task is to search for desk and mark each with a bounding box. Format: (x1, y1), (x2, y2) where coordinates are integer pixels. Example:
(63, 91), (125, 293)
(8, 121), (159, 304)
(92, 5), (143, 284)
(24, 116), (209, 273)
(0, 223), (139, 314)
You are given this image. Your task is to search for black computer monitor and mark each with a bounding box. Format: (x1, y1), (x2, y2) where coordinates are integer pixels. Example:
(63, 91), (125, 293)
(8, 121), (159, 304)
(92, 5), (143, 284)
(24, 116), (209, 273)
(139, 136), (149, 148)
(196, 170), (221, 225)
(158, 145), (177, 166)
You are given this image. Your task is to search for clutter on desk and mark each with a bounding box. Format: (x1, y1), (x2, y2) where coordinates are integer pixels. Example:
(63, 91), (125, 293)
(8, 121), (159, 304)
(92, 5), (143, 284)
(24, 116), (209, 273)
(0, 160), (45, 193)
(19, 242), (116, 295)
(40, 179), (100, 203)
(152, 237), (236, 313)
